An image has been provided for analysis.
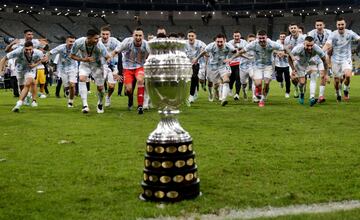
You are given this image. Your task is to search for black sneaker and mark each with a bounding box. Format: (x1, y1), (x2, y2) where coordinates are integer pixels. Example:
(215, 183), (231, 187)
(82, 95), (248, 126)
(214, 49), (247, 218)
(97, 104), (104, 113)
(221, 100), (228, 106)
(137, 105), (144, 114)
(82, 106), (89, 113)
(344, 90), (349, 101)
(128, 94), (133, 110)
(337, 95), (341, 102)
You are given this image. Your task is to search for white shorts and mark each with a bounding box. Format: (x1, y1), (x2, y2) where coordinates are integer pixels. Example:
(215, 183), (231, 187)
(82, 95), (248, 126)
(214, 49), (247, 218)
(197, 67), (206, 81)
(307, 62), (325, 74)
(79, 63), (104, 86)
(16, 69), (36, 86)
(332, 60), (352, 78)
(240, 67), (252, 84)
(61, 69), (78, 87)
(103, 65), (117, 84)
(253, 66), (273, 80)
(207, 65), (231, 83)
(295, 61), (316, 77)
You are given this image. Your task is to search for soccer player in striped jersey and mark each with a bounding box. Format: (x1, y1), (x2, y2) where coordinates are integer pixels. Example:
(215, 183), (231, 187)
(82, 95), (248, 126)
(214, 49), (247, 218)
(112, 27), (150, 114)
(185, 30), (206, 104)
(228, 30), (247, 100)
(239, 34), (256, 101)
(274, 32), (291, 98)
(227, 30), (284, 107)
(323, 17), (360, 102)
(49, 36), (78, 108)
(289, 36), (328, 106)
(307, 19), (332, 103)
(193, 33), (236, 106)
(0, 41), (47, 112)
(70, 29), (111, 114)
(284, 23), (306, 98)
(100, 26), (121, 107)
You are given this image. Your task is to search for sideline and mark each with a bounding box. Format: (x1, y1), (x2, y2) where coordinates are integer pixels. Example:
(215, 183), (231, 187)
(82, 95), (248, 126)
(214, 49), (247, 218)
(141, 200), (360, 220)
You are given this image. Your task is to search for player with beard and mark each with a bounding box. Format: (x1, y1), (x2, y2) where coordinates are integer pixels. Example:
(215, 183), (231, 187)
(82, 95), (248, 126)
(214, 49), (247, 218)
(289, 36), (328, 106)
(226, 30), (285, 107)
(70, 29), (111, 114)
(0, 41), (47, 112)
(193, 33), (236, 106)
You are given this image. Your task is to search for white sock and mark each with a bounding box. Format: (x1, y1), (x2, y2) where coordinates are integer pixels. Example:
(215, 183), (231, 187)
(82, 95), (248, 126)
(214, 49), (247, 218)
(252, 83), (256, 98)
(16, 100), (23, 107)
(319, 86), (325, 97)
(144, 91), (149, 107)
(79, 82), (88, 107)
(219, 84), (223, 100)
(68, 99), (74, 103)
(309, 76), (316, 98)
(336, 89), (341, 96)
(222, 83), (230, 101)
(343, 84), (349, 92)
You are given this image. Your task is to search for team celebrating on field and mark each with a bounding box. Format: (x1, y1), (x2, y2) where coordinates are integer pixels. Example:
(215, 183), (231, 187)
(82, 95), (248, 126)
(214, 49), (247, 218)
(1, 17), (360, 113)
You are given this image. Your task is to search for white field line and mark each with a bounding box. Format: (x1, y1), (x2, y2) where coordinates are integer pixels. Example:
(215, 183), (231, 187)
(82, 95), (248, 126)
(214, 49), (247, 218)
(140, 200), (360, 220)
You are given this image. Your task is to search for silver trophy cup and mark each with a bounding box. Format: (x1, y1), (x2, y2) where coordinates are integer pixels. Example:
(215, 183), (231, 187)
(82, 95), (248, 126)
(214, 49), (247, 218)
(140, 38), (200, 202)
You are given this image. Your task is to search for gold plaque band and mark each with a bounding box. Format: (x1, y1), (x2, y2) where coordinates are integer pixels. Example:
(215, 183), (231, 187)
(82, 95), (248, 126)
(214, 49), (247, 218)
(166, 146), (177, 153)
(178, 145), (187, 153)
(162, 161), (173, 168)
(146, 145), (153, 152)
(154, 146), (165, 153)
(154, 191), (165, 198)
(160, 176), (171, 184)
(185, 173), (194, 181)
(144, 189), (152, 197)
(173, 175), (184, 183)
(175, 160), (186, 168)
(151, 161), (161, 168)
(167, 191), (179, 198)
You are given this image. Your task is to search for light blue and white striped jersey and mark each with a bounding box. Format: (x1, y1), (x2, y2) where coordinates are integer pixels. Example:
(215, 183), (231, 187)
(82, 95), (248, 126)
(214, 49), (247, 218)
(274, 39), (289, 67)
(326, 29), (360, 63)
(12, 39), (43, 50)
(115, 37), (150, 69)
(101, 37), (121, 66)
(239, 49), (255, 70)
(50, 44), (78, 72)
(204, 42), (236, 70)
(185, 39), (206, 65)
(291, 44), (325, 66)
(70, 37), (108, 67)
(244, 39), (284, 68)
(284, 34), (306, 51)
(6, 47), (44, 72)
(307, 29), (332, 47)
(228, 39), (247, 64)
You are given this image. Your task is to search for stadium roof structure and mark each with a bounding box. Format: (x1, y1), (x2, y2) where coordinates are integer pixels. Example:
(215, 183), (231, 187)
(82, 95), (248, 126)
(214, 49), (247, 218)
(2, 0), (359, 11)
